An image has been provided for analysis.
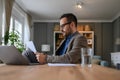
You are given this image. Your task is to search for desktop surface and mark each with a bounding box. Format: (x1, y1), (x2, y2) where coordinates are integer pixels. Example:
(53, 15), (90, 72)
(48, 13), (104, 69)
(0, 64), (120, 80)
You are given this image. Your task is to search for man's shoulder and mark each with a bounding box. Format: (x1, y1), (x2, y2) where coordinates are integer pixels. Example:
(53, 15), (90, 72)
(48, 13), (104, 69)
(73, 32), (87, 40)
(74, 31), (83, 38)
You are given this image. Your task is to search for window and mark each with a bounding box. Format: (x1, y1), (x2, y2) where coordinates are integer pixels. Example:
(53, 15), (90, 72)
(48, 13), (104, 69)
(9, 17), (23, 41)
(9, 2), (25, 45)
(1, 2), (30, 47)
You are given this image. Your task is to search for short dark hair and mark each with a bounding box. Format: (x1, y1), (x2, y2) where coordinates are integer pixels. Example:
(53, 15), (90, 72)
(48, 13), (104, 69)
(60, 13), (77, 27)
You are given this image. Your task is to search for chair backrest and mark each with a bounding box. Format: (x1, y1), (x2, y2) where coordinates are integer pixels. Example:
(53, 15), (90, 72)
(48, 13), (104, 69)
(111, 52), (120, 68)
(92, 55), (101, 64)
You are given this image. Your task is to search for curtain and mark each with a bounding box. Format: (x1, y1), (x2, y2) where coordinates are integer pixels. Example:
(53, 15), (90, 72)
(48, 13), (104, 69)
(24, 13), (32, 45)
(4, 0), (15, 45)
(0, 0), (3, 45)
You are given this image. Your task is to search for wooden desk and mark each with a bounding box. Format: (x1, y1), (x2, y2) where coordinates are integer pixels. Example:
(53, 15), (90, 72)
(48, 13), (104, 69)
(0, 64), (120, 80)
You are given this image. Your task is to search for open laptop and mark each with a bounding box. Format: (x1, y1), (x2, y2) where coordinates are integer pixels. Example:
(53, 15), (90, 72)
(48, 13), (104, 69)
(0, 45), (33, 65)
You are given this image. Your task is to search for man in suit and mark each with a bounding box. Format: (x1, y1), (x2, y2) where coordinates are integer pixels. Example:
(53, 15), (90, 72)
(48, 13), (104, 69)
(23, 13), (87, 64)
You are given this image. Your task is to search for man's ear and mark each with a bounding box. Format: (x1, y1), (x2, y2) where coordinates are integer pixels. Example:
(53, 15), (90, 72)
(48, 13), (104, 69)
(70, 22), (75, 28)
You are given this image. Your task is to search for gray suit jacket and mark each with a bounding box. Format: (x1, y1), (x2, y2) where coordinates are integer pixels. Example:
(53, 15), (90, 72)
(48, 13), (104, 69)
(47, 31), (87, 63)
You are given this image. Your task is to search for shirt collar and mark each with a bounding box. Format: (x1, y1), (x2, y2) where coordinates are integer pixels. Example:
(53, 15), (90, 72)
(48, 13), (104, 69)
(66, 31), (77, 39)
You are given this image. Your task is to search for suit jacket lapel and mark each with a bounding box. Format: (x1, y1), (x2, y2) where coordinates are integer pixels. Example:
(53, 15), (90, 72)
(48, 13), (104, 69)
(66, 31), (81, 53)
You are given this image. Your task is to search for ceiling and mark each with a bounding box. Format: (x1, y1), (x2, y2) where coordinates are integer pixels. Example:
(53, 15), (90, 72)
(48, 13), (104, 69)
(16, 0), (120, 22)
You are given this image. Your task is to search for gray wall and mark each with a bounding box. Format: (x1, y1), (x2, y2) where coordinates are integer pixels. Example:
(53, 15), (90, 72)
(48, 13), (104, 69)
(102, 23), (113, 62)
(33, 21), (113, 62)
(113, 17), (120, 51)
(33, 22), (55, 55)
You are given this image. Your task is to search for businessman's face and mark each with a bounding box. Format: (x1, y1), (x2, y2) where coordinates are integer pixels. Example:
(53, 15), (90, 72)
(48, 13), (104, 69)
(60, 17), (72, 37)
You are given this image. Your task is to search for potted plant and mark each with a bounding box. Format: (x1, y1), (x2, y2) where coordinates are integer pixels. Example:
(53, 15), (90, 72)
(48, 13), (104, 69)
(8, 31), (25, 53)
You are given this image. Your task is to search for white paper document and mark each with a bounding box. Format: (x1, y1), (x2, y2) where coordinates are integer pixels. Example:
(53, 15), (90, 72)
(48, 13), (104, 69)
(48, 63), (76, 66)
(26, 41), (37, 53)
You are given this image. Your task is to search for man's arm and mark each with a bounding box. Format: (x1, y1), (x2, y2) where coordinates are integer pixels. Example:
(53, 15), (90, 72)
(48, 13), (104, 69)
(36, 35), (87, 64)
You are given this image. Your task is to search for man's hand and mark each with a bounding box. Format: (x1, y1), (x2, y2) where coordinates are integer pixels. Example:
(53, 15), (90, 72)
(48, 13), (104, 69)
(35, 53), (47, 64)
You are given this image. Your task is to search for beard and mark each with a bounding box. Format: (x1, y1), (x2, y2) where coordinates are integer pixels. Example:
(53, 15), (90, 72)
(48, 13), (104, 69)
(62, 26), (72, 37)
(62, 31), (72, 38)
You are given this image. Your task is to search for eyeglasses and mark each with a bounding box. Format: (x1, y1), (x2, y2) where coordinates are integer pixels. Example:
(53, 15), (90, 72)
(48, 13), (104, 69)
(60, 22), (71, 28)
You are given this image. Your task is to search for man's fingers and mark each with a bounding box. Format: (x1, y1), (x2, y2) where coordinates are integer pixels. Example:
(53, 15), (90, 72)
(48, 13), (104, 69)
(36, 54), (40, 61)
(34, 52), (40, 55)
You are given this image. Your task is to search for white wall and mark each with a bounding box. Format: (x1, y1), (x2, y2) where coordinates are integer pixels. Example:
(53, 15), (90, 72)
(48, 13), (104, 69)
(0, 0), (3, 44)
